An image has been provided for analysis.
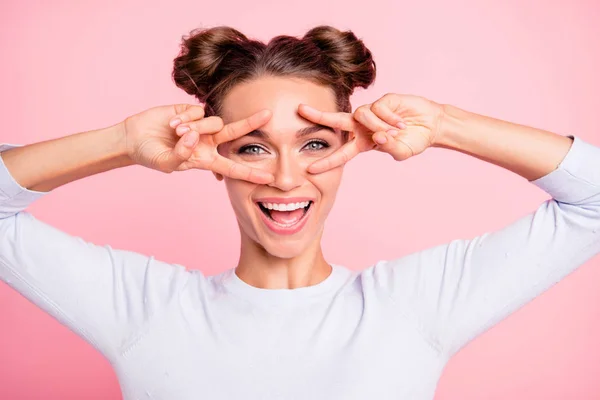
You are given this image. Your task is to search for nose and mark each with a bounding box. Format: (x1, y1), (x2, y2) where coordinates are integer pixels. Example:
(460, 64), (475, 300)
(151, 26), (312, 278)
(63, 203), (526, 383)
(267, 152), (304, 192)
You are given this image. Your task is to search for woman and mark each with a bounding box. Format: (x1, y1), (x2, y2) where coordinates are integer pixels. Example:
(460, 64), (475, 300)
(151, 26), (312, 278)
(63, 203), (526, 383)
(1, 25), (598, 399)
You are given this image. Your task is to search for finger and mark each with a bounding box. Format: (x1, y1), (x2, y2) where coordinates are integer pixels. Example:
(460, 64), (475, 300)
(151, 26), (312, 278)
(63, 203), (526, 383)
(175, 116), (224, 136)
(371, 100), (407, 129)
(169, 104), (206, 128)
(165, 131), (199, 170)
(353, 105), (397, 133)
(372, 130), (414, 161)
(307, 140), (361, 174)
(210, 156), (274, 184)
(213, 109), (272, 145)
(298, 104), (357, 132)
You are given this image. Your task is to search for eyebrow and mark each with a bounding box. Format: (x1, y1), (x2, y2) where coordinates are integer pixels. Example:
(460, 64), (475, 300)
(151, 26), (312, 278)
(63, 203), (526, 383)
(245, 124), (336, 140)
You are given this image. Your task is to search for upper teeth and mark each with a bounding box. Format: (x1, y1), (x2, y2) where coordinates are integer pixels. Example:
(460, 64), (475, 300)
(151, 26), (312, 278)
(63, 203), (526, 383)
(260, 201), (310, 211)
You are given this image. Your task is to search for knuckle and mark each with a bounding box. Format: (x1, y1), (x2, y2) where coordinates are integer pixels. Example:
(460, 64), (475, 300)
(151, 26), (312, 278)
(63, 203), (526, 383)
(333, 116), (345, 130)
(214, 117), (224, 131)
(246, 168), (256, 182)
(370, 101), (384, 114)
(244, 117), (254, 133)
(228, 161), (237, 177)
(206, 157), (218, 172)
(174, 104), (188, 115)
(313, 111), (324, 124)
(186, 121), (198, 131)
(340, 151), (349, 165)
(354, 107), (367, 120)
(175, 147), (188, 160)
(227, 123), (236, 140)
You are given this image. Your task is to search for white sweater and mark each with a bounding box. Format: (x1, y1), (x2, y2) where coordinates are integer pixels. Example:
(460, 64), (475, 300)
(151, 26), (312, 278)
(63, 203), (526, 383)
(1, 135), (599, 400)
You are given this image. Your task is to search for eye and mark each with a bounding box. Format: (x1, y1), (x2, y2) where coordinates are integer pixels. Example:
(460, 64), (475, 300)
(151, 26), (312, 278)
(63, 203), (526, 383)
(238, 144), (267, 156)
(303, 140), (329, 152)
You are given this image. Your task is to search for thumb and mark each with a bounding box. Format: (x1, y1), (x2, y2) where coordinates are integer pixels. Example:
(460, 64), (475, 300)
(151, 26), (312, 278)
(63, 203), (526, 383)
(164, 131), (198, 170)
(372, 130), (414, 161)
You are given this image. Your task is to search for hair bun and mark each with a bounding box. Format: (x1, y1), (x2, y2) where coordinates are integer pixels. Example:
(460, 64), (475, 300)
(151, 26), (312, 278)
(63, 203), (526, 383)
(172, 25), (376, 116)
(172, 26), (262, 102)
(303, 26), (376, 92)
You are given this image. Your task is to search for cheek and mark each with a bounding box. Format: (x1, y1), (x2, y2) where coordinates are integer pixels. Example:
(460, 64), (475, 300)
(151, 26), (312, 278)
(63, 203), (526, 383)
(310, 168), (344, 199)
(224, 180), (256, 213)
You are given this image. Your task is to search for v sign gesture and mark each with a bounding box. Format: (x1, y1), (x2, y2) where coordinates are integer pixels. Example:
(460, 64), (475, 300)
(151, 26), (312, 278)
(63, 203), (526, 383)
(298, 94), (445, 174)
(123, 105), (275, 184)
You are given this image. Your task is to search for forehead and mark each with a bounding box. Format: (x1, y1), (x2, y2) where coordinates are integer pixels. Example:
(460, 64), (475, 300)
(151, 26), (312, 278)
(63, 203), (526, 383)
(220, 76), (338, 126)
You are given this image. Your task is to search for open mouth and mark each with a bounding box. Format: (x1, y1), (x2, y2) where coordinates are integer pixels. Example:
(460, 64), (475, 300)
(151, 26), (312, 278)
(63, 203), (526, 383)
(257, 201), (313, 227)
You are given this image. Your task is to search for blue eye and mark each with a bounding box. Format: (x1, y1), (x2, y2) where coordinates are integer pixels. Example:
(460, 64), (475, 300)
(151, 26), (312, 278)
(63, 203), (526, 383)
(238, 145), (267, 155)
(303, 140), (329, 151)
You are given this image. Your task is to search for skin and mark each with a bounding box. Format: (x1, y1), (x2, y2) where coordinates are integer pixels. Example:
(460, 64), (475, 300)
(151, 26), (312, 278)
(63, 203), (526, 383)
(208, 82), (572, 291)
(2, 78), (573, 293)
(216, 76), (346, 290)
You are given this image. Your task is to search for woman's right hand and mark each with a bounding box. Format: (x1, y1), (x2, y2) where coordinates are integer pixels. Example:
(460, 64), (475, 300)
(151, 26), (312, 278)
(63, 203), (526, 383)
(121, 104), (274, 184)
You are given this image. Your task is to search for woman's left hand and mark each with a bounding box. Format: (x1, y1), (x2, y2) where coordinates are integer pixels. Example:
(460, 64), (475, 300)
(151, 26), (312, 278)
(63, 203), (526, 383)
(298, 93), (445, 174)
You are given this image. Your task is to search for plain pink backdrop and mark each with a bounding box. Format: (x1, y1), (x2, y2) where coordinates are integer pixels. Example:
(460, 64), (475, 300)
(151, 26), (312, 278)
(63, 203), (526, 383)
(1, 0), (599, 399)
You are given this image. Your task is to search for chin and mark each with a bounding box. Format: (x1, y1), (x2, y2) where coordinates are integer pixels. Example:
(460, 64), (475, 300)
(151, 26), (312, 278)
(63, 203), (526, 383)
(260, 239), (309, 259)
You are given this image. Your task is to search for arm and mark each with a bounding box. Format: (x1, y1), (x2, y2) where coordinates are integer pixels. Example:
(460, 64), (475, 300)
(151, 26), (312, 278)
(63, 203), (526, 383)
(373, 106), (600, 357)
(1, 103), (273, 359)
(0, 122), (192, 360)
(1, 123), (134, 194)
(434, 104), (575, 181)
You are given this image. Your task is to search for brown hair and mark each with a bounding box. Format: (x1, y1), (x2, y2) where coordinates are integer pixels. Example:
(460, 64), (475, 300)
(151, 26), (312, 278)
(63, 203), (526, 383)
(172, 25), (376, 117)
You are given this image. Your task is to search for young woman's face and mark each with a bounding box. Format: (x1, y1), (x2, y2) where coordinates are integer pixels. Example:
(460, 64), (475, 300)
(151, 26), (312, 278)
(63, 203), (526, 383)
(218, 76), (345, 258)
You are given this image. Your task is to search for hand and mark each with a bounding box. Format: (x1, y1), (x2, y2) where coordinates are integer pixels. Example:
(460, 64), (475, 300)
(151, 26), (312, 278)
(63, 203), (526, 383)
(298, 93), (445, 173)
(122, 104), (274, 184)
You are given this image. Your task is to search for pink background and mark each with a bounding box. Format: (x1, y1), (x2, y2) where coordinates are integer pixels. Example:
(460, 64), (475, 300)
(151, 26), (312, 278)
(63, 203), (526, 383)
(1, 0), (599, 398)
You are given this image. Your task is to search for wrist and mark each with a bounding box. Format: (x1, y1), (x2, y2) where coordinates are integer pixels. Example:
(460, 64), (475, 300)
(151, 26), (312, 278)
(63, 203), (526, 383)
(109, 121), (135, 167)
(432, 103), (471, 150)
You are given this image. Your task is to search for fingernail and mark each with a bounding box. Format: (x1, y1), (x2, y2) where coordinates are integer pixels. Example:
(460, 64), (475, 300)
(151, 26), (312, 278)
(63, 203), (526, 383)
(387, 129), (399, 137)
(375, 135), (387, 144)
(396, 121), (407, 129)
(177, 125), (190, 134)
(170, 118), (182, 128)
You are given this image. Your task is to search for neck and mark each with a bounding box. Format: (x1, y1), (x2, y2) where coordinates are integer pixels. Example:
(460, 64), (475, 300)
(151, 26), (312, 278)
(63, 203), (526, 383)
(235, 231), (332, 290)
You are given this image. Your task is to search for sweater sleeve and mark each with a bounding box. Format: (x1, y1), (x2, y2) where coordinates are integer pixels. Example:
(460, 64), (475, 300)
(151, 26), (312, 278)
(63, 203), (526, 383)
(0, 144), (191, 360)
(372, 135), (600, 357)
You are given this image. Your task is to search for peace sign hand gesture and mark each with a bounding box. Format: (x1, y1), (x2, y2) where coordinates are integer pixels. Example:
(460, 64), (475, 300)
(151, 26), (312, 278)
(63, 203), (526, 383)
(298, 93), (445, 174)
(123, 104), (274, 184)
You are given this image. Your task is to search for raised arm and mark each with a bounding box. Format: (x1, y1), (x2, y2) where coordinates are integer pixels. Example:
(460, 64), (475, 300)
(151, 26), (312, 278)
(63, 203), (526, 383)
(0, 104), (273, 359)
(435, 103), (575, 181)
(369, 98), (600, 357)
(298, 94), (600, 357)
(0, 123), (133, 194)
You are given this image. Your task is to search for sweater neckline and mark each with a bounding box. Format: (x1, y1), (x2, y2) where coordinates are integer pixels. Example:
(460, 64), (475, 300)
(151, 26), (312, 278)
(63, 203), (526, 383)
(222, 263), (350, 306)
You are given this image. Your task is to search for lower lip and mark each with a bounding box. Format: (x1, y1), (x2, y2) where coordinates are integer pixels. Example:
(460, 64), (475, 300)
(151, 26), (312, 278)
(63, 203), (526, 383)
(256, 203), (313, 235)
